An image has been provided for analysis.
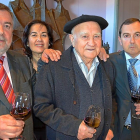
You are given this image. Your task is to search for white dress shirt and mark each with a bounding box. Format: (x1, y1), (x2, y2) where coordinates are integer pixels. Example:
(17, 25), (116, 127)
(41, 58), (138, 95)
(73, 48), (99, 87)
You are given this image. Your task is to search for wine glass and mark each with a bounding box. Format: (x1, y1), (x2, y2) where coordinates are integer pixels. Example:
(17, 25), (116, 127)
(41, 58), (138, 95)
(10, 92), (31, 140)
(131, 86), (140, 119)
(84, 105), (101, 140)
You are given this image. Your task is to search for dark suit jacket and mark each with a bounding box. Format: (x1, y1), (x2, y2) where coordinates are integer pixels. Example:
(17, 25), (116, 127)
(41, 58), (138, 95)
(0, 50), (34, 140)
(34, 46), (115, 140)
(110, 51), (140, 140)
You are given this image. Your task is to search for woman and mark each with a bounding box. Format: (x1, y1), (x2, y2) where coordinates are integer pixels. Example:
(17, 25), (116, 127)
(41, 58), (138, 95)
(23, 19), (60, 140)
(23, 19), (54, 71)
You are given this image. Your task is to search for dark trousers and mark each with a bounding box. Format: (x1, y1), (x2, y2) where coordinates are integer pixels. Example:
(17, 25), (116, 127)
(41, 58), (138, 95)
(33, 117), (46, 140)
(34, 127), (46, 140)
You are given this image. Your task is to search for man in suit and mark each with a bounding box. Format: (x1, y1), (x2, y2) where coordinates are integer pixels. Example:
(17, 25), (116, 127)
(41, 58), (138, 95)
(104, 18), (140, 140)
(0, 3), (34, 139)
(34, 15), (115, 140)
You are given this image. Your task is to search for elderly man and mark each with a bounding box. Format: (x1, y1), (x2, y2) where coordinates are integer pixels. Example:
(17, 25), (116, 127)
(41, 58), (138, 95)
(0, 3), (34, 140)
(34, 15), (115, 140)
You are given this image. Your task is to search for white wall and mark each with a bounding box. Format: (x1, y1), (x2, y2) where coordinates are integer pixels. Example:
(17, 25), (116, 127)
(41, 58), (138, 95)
(0, 0), (10, 6)
(105, 0), (115, 53)
(1, 0), (115, 53)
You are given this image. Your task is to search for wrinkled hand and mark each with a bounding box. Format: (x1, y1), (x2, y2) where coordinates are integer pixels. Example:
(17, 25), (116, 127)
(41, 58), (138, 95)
(77, 121), (96, 140)
(134, 103), (140, 115)
(41, 49), (62, 63)
(105, 129), (114, 140)
(0, 115), (24, 140)
(98, 47), (109, 62)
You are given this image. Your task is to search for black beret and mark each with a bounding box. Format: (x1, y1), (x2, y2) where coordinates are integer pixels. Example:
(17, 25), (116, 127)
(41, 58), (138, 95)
(63, 15), (108, 34)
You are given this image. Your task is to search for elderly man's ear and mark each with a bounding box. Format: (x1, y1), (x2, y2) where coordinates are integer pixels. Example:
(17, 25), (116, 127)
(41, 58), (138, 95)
(69, 34), (74, 46)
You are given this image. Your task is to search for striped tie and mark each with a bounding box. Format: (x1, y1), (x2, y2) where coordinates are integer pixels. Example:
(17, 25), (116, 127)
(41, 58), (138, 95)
(0, 56), (15, 106)
(127, 59), (138, 91)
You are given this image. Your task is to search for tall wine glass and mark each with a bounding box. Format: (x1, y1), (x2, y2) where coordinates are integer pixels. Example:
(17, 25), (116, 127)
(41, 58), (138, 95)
(84, 105), (101, 140)
(10, 92), (31, 140)
(131, 86), (140, 119)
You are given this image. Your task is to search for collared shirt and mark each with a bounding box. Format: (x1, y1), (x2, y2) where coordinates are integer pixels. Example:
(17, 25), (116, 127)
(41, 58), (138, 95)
(73, 48), (99, 87)
(125, 52), (140, 88)
(124, 52), (140, 125)
(1, 52), (13, 87)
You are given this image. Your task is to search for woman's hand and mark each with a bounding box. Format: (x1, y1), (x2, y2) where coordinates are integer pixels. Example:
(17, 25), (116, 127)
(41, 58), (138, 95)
(98, 47), (109, 62)
(41, 49), (62, 63)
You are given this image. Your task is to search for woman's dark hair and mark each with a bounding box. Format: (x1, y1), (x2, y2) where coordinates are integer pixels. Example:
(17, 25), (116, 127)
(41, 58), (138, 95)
(119, 18), (140, 37)
(23, 19), (53, 59)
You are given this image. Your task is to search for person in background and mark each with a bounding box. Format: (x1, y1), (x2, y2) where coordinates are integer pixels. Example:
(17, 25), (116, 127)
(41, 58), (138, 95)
(23, 19), (61, 71)
(101, 18), (140, 140)
(23, 19), (61, 140)
(34, 14), (115, 140)
(0, 3), (34, 140)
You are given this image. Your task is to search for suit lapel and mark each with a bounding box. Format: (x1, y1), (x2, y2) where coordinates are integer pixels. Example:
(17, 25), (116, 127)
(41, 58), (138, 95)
(60, 46), (80, 106)
(0, 86), (11, 110)
(98, 61), (112, 137)
(116, 51), (130, 95)
(7, 51), (19, 93)
(60, 46), (75, 87)
(99, 61), (112, 106)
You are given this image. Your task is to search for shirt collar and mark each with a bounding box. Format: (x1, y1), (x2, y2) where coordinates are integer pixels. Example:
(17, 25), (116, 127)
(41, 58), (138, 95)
(125, 52), (140, 61)
(3, 52), (7, 57)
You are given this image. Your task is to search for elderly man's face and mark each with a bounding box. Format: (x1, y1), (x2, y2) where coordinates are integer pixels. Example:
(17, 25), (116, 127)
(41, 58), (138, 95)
(0, 10), (13, 55)
(118, 21), (140, 58)
(69, 21), (102, 64)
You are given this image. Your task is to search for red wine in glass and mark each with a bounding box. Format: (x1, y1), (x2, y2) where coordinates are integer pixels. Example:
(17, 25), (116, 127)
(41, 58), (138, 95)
(84, 105), (101, 140)
(131, 88), (140, 119)
(10, 107), (31, 120)
(10, 92), (31, 140)
(131, 95), (140, 103)
(84, 117), (100, 128)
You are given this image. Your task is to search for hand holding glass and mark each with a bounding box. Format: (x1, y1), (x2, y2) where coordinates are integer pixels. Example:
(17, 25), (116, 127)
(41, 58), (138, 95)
(84, 105), (101, 140)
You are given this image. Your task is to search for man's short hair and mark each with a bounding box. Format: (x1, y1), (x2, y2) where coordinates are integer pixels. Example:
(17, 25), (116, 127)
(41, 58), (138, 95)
(119, 18), (140, 37)
(0, 3), (13, 19)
